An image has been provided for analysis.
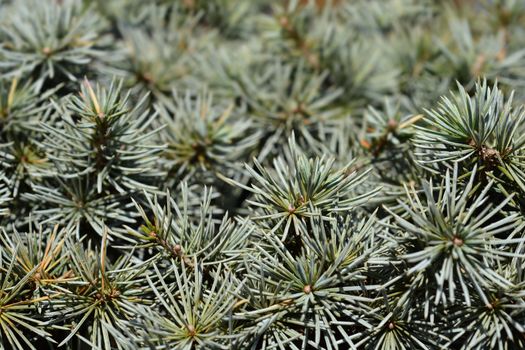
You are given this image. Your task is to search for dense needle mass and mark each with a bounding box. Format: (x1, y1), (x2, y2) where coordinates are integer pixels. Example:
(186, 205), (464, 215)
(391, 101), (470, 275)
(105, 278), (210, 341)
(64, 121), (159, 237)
(1, 0), (525, 349)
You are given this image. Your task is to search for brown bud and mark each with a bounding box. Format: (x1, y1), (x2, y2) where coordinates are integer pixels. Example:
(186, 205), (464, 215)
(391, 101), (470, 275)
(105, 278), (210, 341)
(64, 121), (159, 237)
(452, 236), (464, 247)
(481, 147), (499, 161)
(279, 16), (290, 28)
(360, 139), (371, 150)
(141, 72), (153, 83)
(387, 119), (398, 131)
(303, 284), (312, 294)
(186, 324), (196, 337)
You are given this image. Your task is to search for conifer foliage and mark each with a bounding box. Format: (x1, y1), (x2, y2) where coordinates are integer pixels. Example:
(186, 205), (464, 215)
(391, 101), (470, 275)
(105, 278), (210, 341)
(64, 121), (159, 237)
(1, 0), (525, 349)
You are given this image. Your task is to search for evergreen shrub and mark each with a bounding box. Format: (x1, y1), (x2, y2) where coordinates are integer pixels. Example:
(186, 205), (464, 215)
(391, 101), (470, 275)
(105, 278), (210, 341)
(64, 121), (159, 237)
(1, 0), (525, 349)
